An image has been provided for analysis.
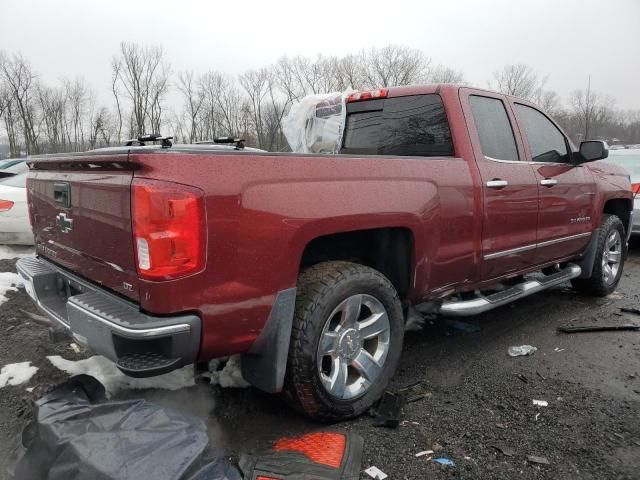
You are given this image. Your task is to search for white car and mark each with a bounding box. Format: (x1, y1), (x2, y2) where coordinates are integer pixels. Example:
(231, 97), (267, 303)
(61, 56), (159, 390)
(606, 149), (640, 235)
(0, 161), (34, 245)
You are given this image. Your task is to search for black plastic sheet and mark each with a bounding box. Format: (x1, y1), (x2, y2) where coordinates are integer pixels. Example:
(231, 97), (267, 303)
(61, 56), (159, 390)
(10, 375), (241, 480)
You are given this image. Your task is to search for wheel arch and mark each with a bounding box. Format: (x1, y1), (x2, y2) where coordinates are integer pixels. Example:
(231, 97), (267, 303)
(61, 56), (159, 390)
(298, 226), (416, 300)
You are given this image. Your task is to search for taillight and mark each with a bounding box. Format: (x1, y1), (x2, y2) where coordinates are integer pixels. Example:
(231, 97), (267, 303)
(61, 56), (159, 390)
(632, 183), (640, 198)
(346, 88), (389, 103)
(0, 200), (14, 212)
(132, 178), (206, 281)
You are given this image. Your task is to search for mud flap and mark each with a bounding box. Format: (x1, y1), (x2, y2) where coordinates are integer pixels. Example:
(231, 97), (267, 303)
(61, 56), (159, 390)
(239, 432), (364, 480)
(241, 288), (297, 393)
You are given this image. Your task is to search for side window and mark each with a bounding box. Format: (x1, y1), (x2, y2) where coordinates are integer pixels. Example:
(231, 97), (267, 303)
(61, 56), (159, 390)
(469, 96), (519, 161)
(515, 104), (569, 163)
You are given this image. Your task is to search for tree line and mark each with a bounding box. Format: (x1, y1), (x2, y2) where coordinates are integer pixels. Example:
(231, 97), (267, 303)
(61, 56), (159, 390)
(1, 43), (638, 157)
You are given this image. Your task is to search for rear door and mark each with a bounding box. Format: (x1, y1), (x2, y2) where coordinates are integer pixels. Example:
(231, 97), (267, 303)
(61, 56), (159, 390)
(27, 152), (140, 301)
(460, 89), (539, 280)
(510, 101), (596, 264)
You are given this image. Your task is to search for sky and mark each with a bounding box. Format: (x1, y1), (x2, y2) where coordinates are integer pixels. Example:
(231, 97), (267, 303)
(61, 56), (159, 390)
(1, 0), (639, 109)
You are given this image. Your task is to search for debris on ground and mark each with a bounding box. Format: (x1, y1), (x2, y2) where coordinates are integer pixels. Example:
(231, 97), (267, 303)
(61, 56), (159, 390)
(241, 431), (364, 480)
(491, 445), (515, 457)
(47, 355), (195, 396)
(516, 373), (528, 383)
(431, 442), (444, 452)
(532, 399), (548, 407)
(18, 308), (50, 326)
(557, 324), (640, 333)
(415, 450), (434, 457)
(0, 362), (38, 388)
(11, 375), (242, 480)
(526, 455), (550, 465)
(204, 355), (250, 388)
(69, 343), (81, 354)
(433, 457), (455, 466)
(508, 345), (537, 357)
(364, 466), (388, 479)
(373, 390), (404, 428)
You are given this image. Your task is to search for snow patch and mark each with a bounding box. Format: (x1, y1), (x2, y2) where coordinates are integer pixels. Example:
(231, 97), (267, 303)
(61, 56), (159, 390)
(0, 271), (23, 305)
(0, 246), (35, 261)
(47, 355), (195, 396)
(204, 355), (250, 388)
(0, 362), (38, 388)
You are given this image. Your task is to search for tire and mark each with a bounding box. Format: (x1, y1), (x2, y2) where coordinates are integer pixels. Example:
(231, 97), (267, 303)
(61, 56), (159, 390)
(571, 214), (626, 296)
(283, 261), (404, 422)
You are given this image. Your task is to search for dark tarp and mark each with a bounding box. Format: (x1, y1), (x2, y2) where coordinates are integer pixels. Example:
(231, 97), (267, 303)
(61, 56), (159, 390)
(10, 375), (241, 480)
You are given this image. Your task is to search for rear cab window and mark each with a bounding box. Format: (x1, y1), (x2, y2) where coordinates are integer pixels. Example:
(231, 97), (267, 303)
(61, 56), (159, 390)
(469, 95), (519, 161)
(340, 94), (454, 157)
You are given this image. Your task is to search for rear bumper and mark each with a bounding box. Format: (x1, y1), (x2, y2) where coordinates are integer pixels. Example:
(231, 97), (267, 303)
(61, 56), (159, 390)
(16, 257), (201, 377)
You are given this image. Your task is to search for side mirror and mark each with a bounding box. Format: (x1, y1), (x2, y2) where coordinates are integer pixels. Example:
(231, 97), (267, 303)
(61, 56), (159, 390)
(579, 140), (609, 163)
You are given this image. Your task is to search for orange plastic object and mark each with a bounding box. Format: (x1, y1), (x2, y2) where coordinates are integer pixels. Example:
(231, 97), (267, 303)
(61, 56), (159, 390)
(273, 432), (346, 468)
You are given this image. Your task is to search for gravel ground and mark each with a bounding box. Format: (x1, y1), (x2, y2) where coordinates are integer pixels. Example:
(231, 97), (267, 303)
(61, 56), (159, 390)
(1, 242), (640, 480)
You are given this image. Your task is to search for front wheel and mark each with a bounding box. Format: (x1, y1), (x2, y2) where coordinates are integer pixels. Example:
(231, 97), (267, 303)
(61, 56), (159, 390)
(283, 261), (404, 422)
(571, 214), (626, 296)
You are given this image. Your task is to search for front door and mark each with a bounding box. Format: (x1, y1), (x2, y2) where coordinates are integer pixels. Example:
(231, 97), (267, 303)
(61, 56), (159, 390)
(460, 90), (540, 281)
(510, 101), (596, 264)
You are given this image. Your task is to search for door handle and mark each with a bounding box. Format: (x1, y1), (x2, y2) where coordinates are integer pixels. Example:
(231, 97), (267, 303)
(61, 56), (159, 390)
(540, 178), (557, 187)
(486, 179), (508, 189)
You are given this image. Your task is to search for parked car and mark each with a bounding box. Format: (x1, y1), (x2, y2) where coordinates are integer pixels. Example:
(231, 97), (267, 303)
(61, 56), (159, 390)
(0, 161), (33, 245)
(18, 85), (633, 421)
(605, 148), (640, 235)
(0, 158), (26, 170)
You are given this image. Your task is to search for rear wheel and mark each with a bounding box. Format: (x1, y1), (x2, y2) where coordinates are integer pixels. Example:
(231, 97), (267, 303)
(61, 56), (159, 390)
(571, 214), (626, 296)
(284, 261), (404, 422)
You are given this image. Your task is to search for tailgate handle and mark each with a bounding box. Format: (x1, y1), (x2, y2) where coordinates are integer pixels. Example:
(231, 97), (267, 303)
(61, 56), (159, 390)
(53, 182), (71, 208)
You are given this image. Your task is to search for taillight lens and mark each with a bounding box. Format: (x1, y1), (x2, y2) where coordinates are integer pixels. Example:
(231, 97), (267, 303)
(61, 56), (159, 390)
(132, 179), (206, 281)
(346, 88), (389, 103)
(632, 183), (640, 198)
(0, 200), (14, 212)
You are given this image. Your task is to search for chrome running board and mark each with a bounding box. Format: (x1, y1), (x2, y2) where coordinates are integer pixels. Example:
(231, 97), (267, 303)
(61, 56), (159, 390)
(439, 263), (582, 317)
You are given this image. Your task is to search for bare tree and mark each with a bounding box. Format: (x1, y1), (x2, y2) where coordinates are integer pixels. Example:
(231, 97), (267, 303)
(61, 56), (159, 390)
(88, 106), (114, 148)
(429, 65), (466, 84)
(569, 84), (615, 140)
(492, 64), (539, 100)
(63, 77), (94, 151)
(274, 55), (342, 103)
(112, 42), (171, 137)
(362, 45), (431, 88)
(0, 53), (40, 154)
(37, 84), (66, 152)
(177, 71), (205, 143)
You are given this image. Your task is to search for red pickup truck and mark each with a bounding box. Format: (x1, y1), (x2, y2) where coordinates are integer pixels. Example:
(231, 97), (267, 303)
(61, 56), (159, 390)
(18, 85), (633, 421)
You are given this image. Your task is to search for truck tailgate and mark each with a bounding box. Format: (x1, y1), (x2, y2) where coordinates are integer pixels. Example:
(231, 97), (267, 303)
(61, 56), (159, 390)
(27, 153), (140, 301)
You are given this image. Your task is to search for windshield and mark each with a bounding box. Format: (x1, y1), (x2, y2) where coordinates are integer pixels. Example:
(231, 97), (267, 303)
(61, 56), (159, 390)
(607, 150), (640, 179)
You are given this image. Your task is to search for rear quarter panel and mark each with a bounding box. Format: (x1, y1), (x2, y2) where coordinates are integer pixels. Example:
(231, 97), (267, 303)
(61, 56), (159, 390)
(132, 150), (476, 358)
